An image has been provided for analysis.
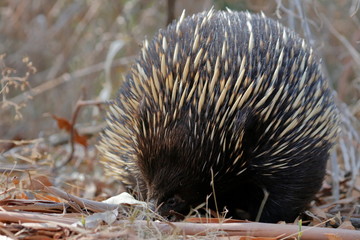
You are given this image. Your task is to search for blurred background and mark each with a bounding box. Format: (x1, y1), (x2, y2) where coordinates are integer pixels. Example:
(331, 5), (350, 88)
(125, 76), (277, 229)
(1, 0), (360, 191)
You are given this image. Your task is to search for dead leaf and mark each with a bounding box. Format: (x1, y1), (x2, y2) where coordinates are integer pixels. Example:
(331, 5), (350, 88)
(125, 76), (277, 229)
(309, 207), (327, 219)
(31, 175), (52, 190)
(102, 192), (147, 208)
(338, 220), (355, 230)
(12, 176), (20, 185)
(74, 132), (88, 147)
(51, 114), (88, 147)
(51, 115), (72, 132)
(17, 192), (29, 200)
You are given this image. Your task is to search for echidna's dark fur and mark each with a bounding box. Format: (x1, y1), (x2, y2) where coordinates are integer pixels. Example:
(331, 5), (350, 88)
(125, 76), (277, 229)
(99, 10), (339, 223)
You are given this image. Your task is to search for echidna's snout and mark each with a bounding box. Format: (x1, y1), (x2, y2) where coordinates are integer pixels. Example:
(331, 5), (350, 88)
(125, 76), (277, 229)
(151, 194), (189, 221)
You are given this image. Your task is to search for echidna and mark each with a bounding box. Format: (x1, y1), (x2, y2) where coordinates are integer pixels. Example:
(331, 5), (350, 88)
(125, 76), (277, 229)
(98, 9), (339, 223)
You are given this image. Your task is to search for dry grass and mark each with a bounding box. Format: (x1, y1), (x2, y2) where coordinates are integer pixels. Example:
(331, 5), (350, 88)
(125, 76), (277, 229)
(0, 0), (359, 239)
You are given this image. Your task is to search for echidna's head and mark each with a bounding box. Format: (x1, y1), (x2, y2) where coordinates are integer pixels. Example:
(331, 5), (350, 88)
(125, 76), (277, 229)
(148, 172), (207, 221)
(136, 120), (213, 220)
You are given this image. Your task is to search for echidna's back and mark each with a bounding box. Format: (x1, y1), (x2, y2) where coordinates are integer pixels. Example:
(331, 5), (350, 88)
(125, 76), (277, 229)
(99, 10), (339, 223)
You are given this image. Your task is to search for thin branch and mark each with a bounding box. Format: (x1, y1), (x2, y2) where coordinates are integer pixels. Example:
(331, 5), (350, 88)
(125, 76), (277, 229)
(9, 56), (134, 105)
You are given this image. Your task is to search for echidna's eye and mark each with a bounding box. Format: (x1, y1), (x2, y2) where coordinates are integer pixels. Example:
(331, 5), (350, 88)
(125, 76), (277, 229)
(166, 197), (177, 208)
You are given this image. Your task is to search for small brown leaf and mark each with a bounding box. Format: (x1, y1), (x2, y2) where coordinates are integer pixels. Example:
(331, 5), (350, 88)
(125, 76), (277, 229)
(338, 220), (355, 230)
(17, 192), (28, 200)
(311, 207), (327, 219)
(51, 114), (72, 132)
(31, 175), (52, 190)
(74, 132), (88, 147)
(12, 176), (20, 185)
